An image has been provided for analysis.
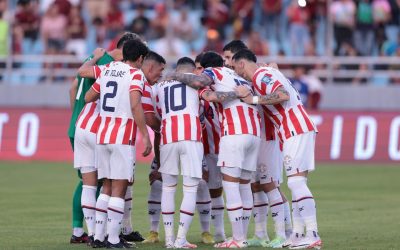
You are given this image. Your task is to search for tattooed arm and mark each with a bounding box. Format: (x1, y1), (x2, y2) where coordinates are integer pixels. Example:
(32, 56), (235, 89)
(201, 89), (250, 103)
(240, 86), (290, 105)
(166, 72), (213, 89)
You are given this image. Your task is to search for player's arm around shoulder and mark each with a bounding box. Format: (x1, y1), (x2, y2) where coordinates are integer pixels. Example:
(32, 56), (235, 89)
(164, 71), (213, 89)
(200, 88), (250, 103)
(130, 90), (152, 157)
(77, 48), (106, 78)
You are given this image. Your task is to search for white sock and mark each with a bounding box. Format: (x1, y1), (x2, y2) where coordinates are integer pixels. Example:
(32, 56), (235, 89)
(239, 183), (253, 239)
(81, 185), (97, 236)
(94, 194), (110, 241)
(211, 195), (225, 238)
(222, 180), (244, 241)
(73, 227), (84, 237)
(148, 180), (162, 232)
(121, 185), (133, 235)
(162, 185), (176, 242)
(107, 197), (125, 244)
(283, 201), (293, 237)
(291, 201), (304, 235)
(267, 188), (286, 239)
(196, 180), (211, 233)
(177, 184), (198, 241)
(288, 177), (318, 234)
(253, 191), (269, 239)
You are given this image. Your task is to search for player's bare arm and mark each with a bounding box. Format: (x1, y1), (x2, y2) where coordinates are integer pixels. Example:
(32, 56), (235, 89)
(130, 90), (152, 156)
(77, 48), (106, 78)
(69, 78), (78, 110)
(144, 113), (161, 133)
(84, 88), (99, 103)
(167, 72), (213, 89)
(236, 85), (289, 105)
(201, 89), (250, 103)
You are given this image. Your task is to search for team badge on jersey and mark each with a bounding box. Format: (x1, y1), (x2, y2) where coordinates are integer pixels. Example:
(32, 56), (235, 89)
(261, 75), (273, 85)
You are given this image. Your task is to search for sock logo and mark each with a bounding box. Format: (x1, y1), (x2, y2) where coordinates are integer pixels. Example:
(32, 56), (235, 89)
(299, 206), (304, 212)
(242, 216), (250, 221)
(200, 210), (210, 215)
(164, 222), (172, 226)
(211, 215), (215, 220)
(272, 212), (279, 217)
(179, 222), (185, 226)
(95, 220), (103, 224)
(235, 216), (242, 222)
(149, 209), (157, 215)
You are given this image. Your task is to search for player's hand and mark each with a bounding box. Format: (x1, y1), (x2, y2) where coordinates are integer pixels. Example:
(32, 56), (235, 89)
(142, 135), (153, 157)
(93, 48), (106, 60)
(235, 85), (251, 98)
(240, 94), (253, 105)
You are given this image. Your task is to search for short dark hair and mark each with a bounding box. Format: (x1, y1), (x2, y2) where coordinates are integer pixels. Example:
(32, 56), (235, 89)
(117, 32), (143, 49)
(195, 53), (204, 64)
(232, 49), (257, 63)
(223, 40), (248, 53)
(144, 51), (166, 64)
(200, 51), (224, 68)
(177, 57), (195, 67)
(122, 39), (149, 62)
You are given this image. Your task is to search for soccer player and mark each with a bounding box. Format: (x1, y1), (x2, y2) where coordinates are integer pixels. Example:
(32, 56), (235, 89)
(222, 40), (248, 69)
(67, 32), (143, 244)
(80, 40), (152, 248)
(155, 57), (204, 249)
(167, 51), (260, 248)
(195, 53), (226, 243)
(232, 49), (322, 249)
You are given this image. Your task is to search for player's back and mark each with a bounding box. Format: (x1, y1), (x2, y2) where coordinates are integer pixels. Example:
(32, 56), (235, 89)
(156, 78), (201, 145)
(203, 66), (260, 137)
(94, 61), (146, 145)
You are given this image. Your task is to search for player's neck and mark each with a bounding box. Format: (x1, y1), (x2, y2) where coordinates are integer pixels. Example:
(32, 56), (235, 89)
(247, 63), (258, 81)
(108, 49), (123, 61)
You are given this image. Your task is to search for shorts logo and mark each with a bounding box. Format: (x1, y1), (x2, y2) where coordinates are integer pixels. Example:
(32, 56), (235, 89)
(258, 163), (267, 173)
(283, 155), (292, 171)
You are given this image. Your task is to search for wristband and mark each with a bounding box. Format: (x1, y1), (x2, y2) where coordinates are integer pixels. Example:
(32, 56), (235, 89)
(252, 96), (259, 104)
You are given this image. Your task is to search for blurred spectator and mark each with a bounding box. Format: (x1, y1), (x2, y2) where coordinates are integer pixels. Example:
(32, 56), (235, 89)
(247, 30), (269, 56)
(85, 0), (109, 19)
(201, 0), (229, 39)
(14, 0), (40, 54)
(150, 3), (169, 39)
(65, 5), (87, 58)
(261, 0), (282, 42)
(173, 9), (193, 42)
(231, 0), (255, 38)
(106, 2), (124, 41)
(372, 0), (391, 51)
(92, 17), (107, 48)
(287, 0), (311, 56)
(290, 66), (310, 107)
(352, 63), (369, 84)
(0, 0), (12, 22)
(40, 3), (67, 54)
(203, 29), (224, 53)
(386, 0), (400, 42)
(53, 0), (72, 16)
(302, 67), (323, 110)
(390, 47), (400, 84)
(382, 33), (400, 55)
(0, 10), (8, 56)
(354, 0), (374, 56)
(128, 3), (150, 38)
(330, 0), (356, 55)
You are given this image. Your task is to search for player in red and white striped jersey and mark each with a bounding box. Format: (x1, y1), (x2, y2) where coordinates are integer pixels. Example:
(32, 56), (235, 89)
(155, 57), (204, 249)
(167, 51), (260, 248)
(79, 40), (152, 248)
(232, 49), (322, 249)
(195, 53), (226, 244)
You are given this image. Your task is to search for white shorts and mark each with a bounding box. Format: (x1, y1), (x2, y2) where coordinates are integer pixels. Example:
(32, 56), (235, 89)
(218, 134), (260, 172)
(283, 132), (316, 176)
(159, 141), (204, 179)
(96, 144), (136, 181)
(255, 140), (283, 184)
(74, 127), (96, 173)
(221, 166), (253, 180)
(205, 154), (222, 189)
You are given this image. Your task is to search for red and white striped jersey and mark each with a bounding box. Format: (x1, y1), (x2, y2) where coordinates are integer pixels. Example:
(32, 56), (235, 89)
(76, 101), (101, 134)
(156, 78), (202, 145)
(200, 100), (221, 155)
(142, 82), (156, 114)
(252, 66), (317, 141)
(258, 105), (276, 141)
(202, 67), (261, 137)
(92, 61), (146, 145)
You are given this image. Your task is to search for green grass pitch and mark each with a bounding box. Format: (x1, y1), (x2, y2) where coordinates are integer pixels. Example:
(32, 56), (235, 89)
(0, 161), (399, 250)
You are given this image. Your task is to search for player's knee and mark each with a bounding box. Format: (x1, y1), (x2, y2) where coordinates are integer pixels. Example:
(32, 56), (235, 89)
(239, 170), (252, 184)
(183, 176), (200, 188)
(209, 187), (223, 198)
(262, 182), (277, 192)
(162, 174), (178, 187)
(287, 176), (312, 197)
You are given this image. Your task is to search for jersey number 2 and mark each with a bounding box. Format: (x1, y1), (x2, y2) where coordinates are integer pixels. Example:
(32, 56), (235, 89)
(102, 81), (118, 112)
(164, 84), (186, 114)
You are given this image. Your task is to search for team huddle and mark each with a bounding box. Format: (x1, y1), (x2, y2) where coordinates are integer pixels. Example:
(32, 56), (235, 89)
(68, 32), (322, 249)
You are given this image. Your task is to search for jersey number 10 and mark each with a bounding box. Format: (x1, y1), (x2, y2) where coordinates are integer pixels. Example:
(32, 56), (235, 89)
(164, 83), (187, 114)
